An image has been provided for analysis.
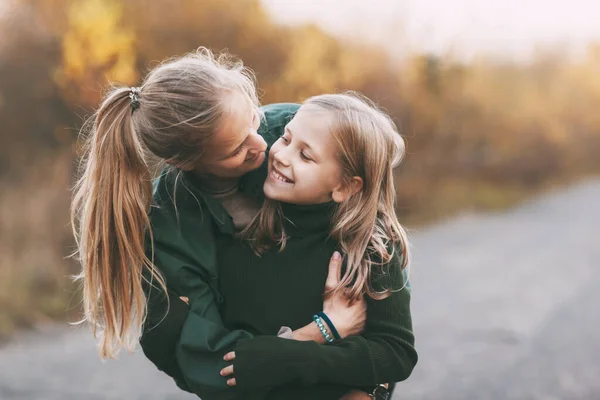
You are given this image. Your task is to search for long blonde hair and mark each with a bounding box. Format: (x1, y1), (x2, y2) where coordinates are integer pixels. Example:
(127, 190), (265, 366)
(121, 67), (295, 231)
(71, 48), (259, 359)
(242, 93), (409, 301)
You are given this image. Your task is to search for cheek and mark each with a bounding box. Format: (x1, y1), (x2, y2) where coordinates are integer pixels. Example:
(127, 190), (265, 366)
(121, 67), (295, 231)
(298, 164), (329, 189)
(270, 141), (283, 154)
(213, 156), (244, 171)
(307, 163), (343, 190)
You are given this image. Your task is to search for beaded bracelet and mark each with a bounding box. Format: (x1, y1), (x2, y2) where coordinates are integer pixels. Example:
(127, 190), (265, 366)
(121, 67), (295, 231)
(317, 311), (341, 340)
(313, 314), (334, 343)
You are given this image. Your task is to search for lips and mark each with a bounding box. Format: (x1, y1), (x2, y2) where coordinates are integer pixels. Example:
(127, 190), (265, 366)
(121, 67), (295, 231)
(271, 167), (294, 183)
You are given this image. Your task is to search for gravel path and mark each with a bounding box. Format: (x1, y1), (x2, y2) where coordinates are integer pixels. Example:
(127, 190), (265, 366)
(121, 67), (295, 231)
(2, 180), (599, 400)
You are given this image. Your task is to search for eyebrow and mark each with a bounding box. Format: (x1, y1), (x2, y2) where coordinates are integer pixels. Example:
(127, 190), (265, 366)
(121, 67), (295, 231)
(285, 126), (312, 150)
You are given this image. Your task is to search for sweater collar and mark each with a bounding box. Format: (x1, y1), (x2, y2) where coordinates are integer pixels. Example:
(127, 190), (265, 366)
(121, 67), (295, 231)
(281, 201), (336, 238)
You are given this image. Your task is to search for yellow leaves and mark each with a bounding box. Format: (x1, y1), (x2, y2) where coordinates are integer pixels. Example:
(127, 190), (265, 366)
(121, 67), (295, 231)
(55, 0), (136, 109)
(15, 0), (600, 185)
(275, 25), (367, 101)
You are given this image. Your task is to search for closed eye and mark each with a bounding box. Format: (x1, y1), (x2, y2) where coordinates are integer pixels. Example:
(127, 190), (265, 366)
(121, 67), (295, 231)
(231, 145), (245, 157)
(300, 151), (312, 162)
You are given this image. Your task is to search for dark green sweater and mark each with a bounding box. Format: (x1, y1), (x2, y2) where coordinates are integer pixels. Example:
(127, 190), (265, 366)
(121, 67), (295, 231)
(217, 202), (417, 399)
(140, 103), (301, 399)
(139, 103), (417, 400)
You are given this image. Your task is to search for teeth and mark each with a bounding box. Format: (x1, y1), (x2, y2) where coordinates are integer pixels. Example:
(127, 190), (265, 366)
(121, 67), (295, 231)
(272, 170), (291, 183)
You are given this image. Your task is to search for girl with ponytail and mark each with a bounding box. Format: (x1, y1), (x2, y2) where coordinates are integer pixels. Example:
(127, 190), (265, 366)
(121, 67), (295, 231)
(71, 49), (371, 399)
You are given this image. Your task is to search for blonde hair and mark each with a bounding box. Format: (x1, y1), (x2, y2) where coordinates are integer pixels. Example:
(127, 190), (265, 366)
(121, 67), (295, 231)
(71, 48), (259, 359)
(242, 92), (409, 301)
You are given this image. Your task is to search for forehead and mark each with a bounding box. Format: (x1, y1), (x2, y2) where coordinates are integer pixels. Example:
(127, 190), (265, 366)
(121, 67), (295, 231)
(288, 106), (335, 146)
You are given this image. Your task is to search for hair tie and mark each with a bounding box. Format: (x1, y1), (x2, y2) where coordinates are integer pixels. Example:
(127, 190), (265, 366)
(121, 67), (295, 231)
(129, 87), (141, 112)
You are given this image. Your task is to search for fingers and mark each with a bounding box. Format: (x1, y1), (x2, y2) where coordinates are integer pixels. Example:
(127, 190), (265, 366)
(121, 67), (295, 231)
(339, 390), (372, 400)
(220, 358), (237, 386)
(179, 296), (189, 305)
(220, 365), (234, 377)
(325, 251), (342, 292)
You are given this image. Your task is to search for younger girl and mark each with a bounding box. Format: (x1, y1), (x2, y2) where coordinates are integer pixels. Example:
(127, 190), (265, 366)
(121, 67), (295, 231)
(217, 93), (417, 399)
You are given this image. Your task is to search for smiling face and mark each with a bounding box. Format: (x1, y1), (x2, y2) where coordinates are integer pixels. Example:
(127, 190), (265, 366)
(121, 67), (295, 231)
(194, 91), (266, 178)
(263, 106), (348, 205)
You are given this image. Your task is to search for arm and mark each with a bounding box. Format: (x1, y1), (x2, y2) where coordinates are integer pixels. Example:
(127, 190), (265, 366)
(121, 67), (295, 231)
(138, 168), (256, 399)
(142, 245), (332, 399)
(139, 172), (331, 397)
(140, 283), (191, 391)
(230, 249), (417, 388)
(140, 234), (255, 399)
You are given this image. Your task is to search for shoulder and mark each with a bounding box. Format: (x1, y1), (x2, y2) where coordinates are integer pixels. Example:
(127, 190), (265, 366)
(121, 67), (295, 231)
(260, 103), (301, 128)
(151, 167), (204, 210)
(149, 167), (210, 233)
(147, 169), (218, 277)
(370, 242), (409, 293)
(258, 103), (300, 143)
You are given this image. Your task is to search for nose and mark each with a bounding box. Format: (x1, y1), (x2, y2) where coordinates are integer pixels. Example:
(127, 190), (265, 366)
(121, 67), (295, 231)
(273, 146), (291, 167)
(246, 131), (267, 156)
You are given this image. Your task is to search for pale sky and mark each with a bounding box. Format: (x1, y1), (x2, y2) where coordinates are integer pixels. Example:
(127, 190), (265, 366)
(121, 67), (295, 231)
(262, 0), (600, 61)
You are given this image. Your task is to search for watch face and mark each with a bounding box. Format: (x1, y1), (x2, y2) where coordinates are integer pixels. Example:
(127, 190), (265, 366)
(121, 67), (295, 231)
(373, 385), (390, 400)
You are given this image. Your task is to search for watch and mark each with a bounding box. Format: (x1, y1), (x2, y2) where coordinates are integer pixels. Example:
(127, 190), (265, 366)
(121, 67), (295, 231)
(369, 384), (390, 400)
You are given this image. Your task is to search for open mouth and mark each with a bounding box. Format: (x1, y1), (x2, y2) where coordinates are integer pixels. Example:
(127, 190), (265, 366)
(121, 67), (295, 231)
(271, 167), (294, 184)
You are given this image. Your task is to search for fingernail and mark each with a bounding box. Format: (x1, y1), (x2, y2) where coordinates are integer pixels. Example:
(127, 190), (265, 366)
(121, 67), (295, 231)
(220, 369), (224, 376)
(333, 251), (341, 260)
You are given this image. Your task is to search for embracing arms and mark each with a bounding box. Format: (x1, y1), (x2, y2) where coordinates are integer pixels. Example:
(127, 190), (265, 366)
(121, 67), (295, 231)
(227, 249), (417, 389)
(139, 186), (367, 398)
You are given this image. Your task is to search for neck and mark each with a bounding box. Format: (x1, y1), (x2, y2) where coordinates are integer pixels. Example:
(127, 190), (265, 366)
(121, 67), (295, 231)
(279, 201), (336, 238)
(193, 173), (240, 198)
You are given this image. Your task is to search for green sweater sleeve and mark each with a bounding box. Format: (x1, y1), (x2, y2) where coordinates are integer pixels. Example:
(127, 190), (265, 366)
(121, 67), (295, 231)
(139, 172), (258, 399)
(232, 251), (417, 388)
(174, 266), (259, 399)
(140, 103), (300, 398)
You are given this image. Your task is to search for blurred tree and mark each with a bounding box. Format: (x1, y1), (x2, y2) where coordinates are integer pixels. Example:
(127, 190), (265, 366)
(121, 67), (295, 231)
(0, 2), (71, 167)
(55, 0), (137, 110)
(2, 0), (600, 331)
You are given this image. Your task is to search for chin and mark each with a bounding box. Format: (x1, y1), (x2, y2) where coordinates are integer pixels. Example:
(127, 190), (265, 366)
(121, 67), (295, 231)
(263, 182), (290, 202)
(263, 183), (281, 200)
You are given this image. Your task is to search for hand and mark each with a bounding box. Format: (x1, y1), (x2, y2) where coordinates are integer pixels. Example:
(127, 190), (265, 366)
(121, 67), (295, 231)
(179, 296), (189, 305)
(339, 384), (388, 400)
(322, 252), (367, 338)
(220, 352), (237, 386)
(339, 390), (372, 400)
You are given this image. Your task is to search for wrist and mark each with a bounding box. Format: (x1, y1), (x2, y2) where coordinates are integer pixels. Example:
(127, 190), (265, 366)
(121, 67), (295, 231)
(317, 311), (341, 340)
(313, 314), (335, 343)
(292, 322), (326, 343)
(367, 384), (390, 400)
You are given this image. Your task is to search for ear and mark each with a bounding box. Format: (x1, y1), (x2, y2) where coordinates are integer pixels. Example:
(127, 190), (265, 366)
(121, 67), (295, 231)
(332, 176), (363, 203)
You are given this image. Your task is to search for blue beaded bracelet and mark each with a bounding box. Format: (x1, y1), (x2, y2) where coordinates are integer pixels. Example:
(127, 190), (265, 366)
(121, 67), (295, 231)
(317, 312), (341, 340)
(313, 315), (334, 343)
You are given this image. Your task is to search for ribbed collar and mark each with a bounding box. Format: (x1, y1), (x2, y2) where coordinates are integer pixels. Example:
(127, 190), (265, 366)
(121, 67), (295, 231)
(281, 201), (336, 238)
(193, 174), (239, 198)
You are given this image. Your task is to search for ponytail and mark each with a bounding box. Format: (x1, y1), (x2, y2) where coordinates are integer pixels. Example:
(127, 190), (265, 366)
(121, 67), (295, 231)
(71, 47), (261, 359)
(71, 87), (166, 359)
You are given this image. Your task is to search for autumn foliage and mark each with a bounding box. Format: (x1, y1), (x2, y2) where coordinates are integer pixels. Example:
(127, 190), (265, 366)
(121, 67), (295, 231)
(1, 0), (599, 331)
